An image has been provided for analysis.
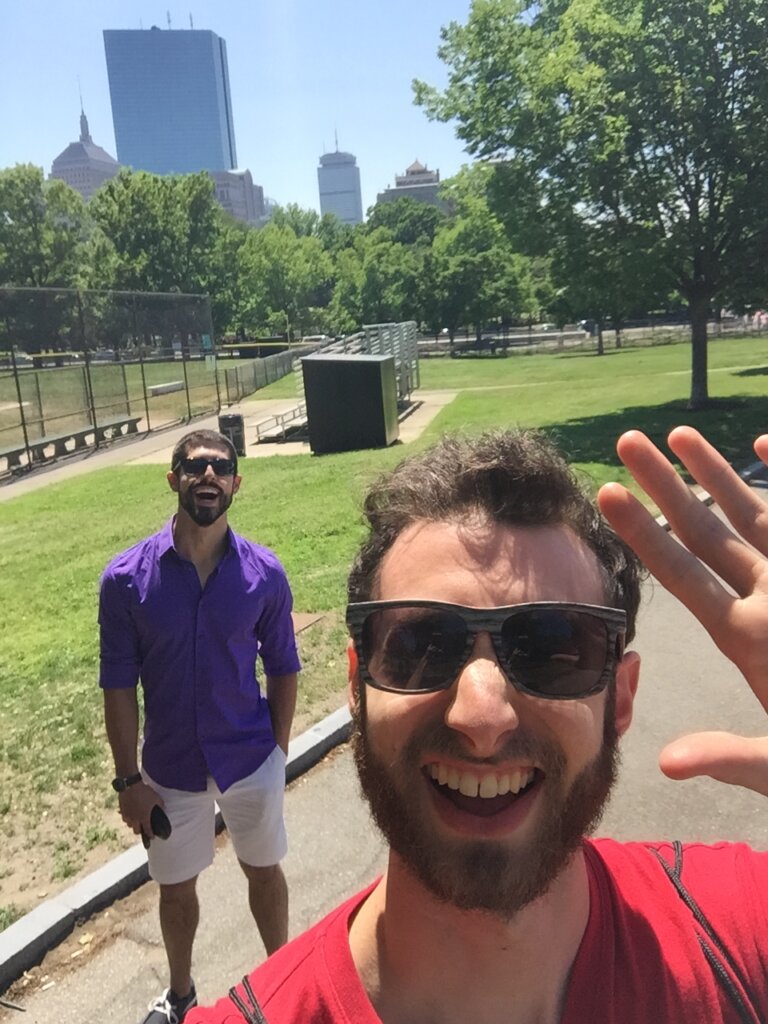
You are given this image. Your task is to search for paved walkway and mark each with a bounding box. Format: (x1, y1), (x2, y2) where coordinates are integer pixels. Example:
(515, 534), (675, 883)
(0, 389), (458, 502)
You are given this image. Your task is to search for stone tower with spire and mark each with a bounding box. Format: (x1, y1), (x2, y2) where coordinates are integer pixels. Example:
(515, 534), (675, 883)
(50, 109), (121, 200)
(376, 160), (447, 210)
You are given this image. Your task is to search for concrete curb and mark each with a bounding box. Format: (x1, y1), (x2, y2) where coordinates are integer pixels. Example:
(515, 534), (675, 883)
(0, 706), (352, 994)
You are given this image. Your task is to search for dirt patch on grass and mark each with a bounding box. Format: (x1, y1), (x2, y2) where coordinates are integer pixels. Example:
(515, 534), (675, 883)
(0, 614), (349, 931)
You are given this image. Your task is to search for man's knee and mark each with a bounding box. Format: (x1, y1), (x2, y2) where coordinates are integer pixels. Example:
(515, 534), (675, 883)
(238, 860), (284, 887)
(159, 875), (199, 907)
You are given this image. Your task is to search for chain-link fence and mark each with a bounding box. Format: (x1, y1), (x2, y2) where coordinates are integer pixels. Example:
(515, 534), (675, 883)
(220, 344), (318, 405)
(0, 287), (220, 473)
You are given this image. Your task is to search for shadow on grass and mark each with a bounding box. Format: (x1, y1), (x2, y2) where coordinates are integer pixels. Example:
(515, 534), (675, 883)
(736, 366), (768, 378)
(545, 396), (768, 471)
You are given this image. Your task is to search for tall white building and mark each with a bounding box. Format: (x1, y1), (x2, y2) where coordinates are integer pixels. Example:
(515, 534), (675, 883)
(317, 149), (363, 225)
(49, 110), (121, 200)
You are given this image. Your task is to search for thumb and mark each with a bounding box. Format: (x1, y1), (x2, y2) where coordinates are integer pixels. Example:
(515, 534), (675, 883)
(659, 732), (768, 798)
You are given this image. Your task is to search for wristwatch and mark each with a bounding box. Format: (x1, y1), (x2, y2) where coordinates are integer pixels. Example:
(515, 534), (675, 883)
(111, 772), (143, 792)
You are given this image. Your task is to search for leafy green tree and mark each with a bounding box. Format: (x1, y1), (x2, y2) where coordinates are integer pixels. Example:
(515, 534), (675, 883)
(359, 227), (422, 324)
(269, 203), (321, 238)
(432, 192), (522, 341)
(550, 216), (672, 352)
(416, 0), (768, 407)
(207, 220), (252, 335)
(241, 223), (333, 339)
(90, 170), (222, 295)
(367, 197), (447, 246)
(316, 213), (357, 255)
(328, 244), (364, 334)
(0, 165), (90, 288)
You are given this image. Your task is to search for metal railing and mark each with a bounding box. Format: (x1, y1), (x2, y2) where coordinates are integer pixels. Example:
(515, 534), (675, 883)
(254, 402), (308, 442)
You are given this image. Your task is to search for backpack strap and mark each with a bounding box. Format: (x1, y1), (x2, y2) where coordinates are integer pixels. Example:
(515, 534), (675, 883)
(227, 975), (268, 1024)
(650, 841), (764, 1024)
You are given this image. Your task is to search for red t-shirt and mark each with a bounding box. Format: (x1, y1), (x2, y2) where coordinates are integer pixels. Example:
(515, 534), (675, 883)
(188, 839), (768, 1023)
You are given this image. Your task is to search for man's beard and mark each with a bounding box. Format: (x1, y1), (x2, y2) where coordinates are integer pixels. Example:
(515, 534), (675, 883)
(179, 485), (233, 526)
(352, 687), (619, 921)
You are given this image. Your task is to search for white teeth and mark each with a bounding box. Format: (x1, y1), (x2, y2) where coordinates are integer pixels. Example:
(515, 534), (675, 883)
(459, 775), (479, 797)
(479, 775), (498, 798)
(428, 764), (535, 799)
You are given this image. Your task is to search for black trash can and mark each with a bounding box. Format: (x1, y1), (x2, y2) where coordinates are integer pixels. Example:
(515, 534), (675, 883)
(218, 413), (246, 457)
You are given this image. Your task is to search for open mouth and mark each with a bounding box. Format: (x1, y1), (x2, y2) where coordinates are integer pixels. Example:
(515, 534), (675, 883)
(425, 763), (540, 818)
(193, 487), (221, 503)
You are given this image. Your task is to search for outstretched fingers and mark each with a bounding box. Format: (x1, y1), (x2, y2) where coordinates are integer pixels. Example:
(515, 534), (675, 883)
(606, 429), (765, 600)
(599, 428), (768, 709)
(596, 476), (734, 637)
(666, 427), (768, 561)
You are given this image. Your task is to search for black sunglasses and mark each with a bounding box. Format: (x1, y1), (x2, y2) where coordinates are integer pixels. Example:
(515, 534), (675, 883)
(346, 599), (626, 700)
(175, 456), (236, 477)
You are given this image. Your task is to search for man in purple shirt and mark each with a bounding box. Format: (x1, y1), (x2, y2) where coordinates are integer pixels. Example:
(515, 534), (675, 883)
(99, 428), (300, 1024)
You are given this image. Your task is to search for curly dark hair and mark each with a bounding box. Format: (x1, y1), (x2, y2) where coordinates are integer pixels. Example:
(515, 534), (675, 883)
(170, 429), (238, 476)
(347, 429), (643, 641)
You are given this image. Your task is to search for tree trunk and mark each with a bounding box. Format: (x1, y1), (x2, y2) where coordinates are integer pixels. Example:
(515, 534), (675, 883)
(688, 294), (710, 409)
(596, 321), (604, 356)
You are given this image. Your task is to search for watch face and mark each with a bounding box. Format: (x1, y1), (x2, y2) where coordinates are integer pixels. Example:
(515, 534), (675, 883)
(112, 773), (140, 792)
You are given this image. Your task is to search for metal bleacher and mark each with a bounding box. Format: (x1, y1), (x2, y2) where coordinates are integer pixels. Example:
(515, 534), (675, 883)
(254, 321), (418, 444)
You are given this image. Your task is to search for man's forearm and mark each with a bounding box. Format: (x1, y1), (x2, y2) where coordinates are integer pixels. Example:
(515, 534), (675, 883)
(103, 687), (141, 775)
(266, 673), (298, 753)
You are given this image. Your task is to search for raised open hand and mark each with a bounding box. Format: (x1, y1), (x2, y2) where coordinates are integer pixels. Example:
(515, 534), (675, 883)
(597, 426), (768, 796)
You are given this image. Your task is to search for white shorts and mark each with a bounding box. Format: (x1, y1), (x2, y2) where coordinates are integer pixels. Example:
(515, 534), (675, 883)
(142, 746), (288, 886)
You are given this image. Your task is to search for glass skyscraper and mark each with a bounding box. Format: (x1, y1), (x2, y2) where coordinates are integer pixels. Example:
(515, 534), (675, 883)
(103, 27), (237, 175)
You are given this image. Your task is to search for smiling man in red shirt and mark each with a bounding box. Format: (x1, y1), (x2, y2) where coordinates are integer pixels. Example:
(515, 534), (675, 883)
(190, 427), (768, 1024)
(99, 429), (300, 1024)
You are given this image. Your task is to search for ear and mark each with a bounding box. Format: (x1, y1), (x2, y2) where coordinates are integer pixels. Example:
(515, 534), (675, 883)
(167, 469), (179, 493)
(613, 651), (640, 738)
(347, 640), (360, 712)
(232, 474), (242, 496)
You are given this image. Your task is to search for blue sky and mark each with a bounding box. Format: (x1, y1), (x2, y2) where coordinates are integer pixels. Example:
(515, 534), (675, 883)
(0, 0), (474, 214)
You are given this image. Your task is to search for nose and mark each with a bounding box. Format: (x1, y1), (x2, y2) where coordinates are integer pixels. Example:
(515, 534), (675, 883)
(202, 462), (217, 480)
(443, 633), (521, 757)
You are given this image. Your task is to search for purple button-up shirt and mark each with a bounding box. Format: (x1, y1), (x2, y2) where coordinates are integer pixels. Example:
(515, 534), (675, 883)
(99, 519), (301, 792)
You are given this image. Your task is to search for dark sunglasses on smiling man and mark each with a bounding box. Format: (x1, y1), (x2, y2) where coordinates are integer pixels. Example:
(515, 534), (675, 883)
(346, 600), (627, 700)
(175, 456), (236, 477)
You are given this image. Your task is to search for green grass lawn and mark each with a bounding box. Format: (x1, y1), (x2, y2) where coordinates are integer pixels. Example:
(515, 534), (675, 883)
(416, 337), (768, 486)
(1, 333), (768, 917)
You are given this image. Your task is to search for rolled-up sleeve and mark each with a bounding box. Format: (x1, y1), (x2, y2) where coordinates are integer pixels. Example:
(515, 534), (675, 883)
(98, 568), (141, 690)
(257, 568), (302, 677)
